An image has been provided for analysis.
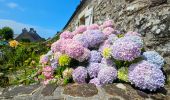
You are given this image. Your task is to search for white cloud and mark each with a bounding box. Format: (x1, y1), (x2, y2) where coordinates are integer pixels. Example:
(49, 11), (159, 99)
(0, 19), (56, 38)
(7, 2), (18, 9)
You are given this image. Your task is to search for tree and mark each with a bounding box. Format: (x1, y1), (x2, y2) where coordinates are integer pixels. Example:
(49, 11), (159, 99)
(1, 27), (14, 40)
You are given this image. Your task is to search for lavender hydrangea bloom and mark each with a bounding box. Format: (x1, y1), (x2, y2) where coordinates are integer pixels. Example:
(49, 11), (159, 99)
(111, 39), (141, 61)
(72, 66), (88, 84)
(84, 30), (105, 48)
(51, 61), (58, 69)
(73, 34), (89, 48)
(76, 48), (90, 62)
(87, 63), (102, 78)
(89, 50), (102, 63)
(89, 78), (102, 87)
(98, 67), (117, 85)
(107, 34), (118, 44)
(128, 60), (165, 91)
(123, 36), (143, 48)
(101, 58), (115, 66)
(125, 31), (141, 37)
(142, 51), (165, 68)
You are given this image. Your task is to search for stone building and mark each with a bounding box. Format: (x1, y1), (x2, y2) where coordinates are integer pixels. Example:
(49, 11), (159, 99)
(63, 0), (170, 65)
(15, 28), (43, 42)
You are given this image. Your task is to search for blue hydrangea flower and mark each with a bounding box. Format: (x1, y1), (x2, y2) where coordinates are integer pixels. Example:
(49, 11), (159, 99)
(128, 60), (165, 91)
(89, 50), (102, 63)
(111, 39), (141, 61)
(72, 66), (88, 84)
(142, 51), (165, 68)
(89, 78), (102, 87)
(123, 36), (143, 48)
(98, 67), (117, 85)
(87, 63), (102, 78)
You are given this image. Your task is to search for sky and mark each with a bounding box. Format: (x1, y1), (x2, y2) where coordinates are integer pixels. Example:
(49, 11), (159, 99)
(0, 0), (80, 38)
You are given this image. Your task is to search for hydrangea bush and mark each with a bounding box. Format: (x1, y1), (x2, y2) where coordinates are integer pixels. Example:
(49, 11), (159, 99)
(38, 20), (166, 92)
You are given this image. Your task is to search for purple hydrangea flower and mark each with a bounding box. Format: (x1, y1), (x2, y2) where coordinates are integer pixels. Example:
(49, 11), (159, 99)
(73, 34), (89, 48)
(111, 39), (141, 61)
(76, 48), (90, 62)
(89, 78), (102, 87)
(89, 50), (102, 63)
(87, 63), (102, 78)
(107, 34), (118, 44)
(101, 58), (115, 66)
(128, 60), (165, 91)
(98, 67), (117, 85)
(123, 36), (143, 48)
(142, 51), (165, 68)
(84, 30), (105, 48)
(72, 66), (88, 84)
(125, 31), (141, 37)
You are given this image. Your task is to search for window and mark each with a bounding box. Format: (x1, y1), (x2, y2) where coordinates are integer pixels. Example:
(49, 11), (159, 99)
(77, 7), (93, 26)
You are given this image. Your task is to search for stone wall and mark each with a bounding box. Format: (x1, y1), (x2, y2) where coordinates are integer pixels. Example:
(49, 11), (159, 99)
(1, 83), (170, 100)
(64, 0), (170, 67)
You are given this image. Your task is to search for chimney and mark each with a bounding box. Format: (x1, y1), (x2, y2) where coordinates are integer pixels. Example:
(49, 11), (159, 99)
(22, 28), (28, 33)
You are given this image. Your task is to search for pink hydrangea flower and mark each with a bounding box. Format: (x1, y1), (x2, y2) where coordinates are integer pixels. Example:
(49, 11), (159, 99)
(87, 24), (100, 30)
(103, 27), (115, 37)
(42, 66), (54, 79)
(60, 31), (74, 39)
(51, 39), (66, 53)
(101, 20), (115, 29)
(75, 25), (87, 34)
(64, 39), (85, 59)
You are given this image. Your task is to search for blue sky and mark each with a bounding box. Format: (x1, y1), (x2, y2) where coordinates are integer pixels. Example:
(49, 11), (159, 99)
(0, 0), (80, 38)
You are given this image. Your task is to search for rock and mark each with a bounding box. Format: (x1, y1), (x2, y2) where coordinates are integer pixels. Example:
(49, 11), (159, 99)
(150, 0), (167, 6)
(63, 83), (98, 97)
(103, 84), (131, 100)
(116, 83), (127, 90)
(41, 84), (58, 96)
(2, 84), (40, 99)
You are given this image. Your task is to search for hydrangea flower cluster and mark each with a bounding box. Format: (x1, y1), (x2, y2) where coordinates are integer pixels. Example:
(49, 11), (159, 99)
(87, 63), (102, 78)
(98, 67), (117, 85)
(87, 24), (99, 30)
(128, 61), (165, 91)
(60, 31), (74, 39)
(89, 50), (102, 63)
(72, 66), (88, 84)
(111, 39), (141, 61)
(58, 54), (71, 66)
(39, 20), (166, 91)
(84, 30), (105, 48)
(75, 25), (87, 34)
(142, 51), (164, 68)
